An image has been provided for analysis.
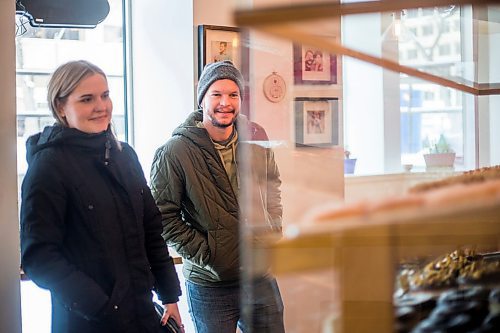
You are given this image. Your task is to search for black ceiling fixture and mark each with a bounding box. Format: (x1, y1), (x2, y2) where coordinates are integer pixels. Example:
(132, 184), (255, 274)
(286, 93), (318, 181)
(16, 0), (110, 28)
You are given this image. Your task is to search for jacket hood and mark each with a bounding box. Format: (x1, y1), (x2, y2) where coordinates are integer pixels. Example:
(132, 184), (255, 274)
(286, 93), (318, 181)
(172, 110), (252, 141)
(26, 125), (111, 165)
(172, 110), (203, 136)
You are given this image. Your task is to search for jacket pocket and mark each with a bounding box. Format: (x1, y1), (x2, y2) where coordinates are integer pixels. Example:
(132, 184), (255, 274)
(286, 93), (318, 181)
(206, 229), (217, 266)
(206, 226), (239, 280)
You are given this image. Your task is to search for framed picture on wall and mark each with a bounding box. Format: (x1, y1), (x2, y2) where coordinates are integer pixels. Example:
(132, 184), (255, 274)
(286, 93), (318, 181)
(198, 25), (242, 76)
(293, 43), (337, 85)
(294, 97), (339, 147)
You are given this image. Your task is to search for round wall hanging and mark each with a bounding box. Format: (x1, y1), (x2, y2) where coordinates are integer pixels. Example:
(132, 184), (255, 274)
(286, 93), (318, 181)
(263, 72), (286, 103)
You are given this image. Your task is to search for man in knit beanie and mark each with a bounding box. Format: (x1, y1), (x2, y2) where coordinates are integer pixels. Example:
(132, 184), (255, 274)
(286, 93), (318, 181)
(150, 60), (285, 333)
(196, 60), (244, 108)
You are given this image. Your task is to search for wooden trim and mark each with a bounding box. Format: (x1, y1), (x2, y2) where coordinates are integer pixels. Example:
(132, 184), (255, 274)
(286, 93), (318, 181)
(234, 0), (497, 27)
(172, 256), (183, 265)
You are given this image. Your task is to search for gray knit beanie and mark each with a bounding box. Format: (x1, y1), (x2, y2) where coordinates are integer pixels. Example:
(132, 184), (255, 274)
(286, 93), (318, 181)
(197, 60), (244, 107)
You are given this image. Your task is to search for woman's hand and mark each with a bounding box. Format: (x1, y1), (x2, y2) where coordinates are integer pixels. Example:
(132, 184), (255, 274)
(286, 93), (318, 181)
(161, 302), (185, 332)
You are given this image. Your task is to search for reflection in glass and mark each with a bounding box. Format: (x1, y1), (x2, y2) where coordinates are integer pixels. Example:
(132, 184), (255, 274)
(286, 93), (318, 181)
(399, 6), (463, 168)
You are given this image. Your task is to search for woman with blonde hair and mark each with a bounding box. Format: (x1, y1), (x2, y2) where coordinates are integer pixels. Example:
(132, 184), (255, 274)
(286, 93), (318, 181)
(20, 60), (184, 333)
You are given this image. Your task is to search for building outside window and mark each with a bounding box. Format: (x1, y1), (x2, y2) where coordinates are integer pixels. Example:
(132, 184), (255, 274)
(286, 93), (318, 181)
(398, 6), (464, 168)
(439, 44), (451, 56)
(422, 24), (434, 36)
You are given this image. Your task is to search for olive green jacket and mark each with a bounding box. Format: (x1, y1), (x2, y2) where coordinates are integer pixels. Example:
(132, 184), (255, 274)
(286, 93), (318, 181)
(150, 111), (282, 286)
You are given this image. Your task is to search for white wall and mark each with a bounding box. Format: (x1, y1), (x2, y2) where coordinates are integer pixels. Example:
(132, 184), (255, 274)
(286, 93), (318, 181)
(382, 14), (403, 174)
(130, 0), (195, 175)
(0, 0), (23, 331)
(343, 12), (386, 175)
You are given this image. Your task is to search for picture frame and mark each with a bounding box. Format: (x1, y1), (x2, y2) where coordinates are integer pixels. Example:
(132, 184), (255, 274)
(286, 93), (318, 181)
(198, 25), (242, 76)
(294, 97), (339, 147)
(293, 43), (337, 85)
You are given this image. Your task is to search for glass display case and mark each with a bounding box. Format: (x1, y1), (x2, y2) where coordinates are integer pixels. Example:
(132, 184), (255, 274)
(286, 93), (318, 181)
(234, 1), (500, 332)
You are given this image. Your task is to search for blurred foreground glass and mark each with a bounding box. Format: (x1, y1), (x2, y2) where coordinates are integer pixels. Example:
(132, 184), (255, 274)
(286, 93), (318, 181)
(234, 1), (500, 332)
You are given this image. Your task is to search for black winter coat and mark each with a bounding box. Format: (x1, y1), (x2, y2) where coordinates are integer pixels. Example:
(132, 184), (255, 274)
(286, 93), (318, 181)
(20, 125), (181, 333)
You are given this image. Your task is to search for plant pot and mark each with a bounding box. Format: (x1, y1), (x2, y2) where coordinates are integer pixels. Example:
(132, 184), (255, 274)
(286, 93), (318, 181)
(344, 158), (357, 174)
(423, 152), (456, 168)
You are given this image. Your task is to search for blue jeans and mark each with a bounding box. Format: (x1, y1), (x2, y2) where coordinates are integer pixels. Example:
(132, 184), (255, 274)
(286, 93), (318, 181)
(186, 277), (285, 333)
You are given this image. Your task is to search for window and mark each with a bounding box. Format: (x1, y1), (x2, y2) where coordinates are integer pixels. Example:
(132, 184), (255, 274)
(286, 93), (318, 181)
(103, 24), (123, 43)
(423, 91), (435, 101)
(422, 24), (434, 36)
(399, 6), (463, 168)
(439, 44), (451, 56)
(442, 21), (451, 33)
(421, 8), (435, 16)
(406, 9), (418, 19)
(16, 1), (126, 332)
(407, 49), (418, 60)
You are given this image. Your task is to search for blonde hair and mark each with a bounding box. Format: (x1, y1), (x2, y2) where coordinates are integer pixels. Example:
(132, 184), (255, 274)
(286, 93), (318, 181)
(47, 60), (107, 126)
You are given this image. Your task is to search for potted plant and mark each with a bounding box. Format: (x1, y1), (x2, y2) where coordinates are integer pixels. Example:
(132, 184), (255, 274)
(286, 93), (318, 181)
(423, 134), (456, 168)
(344, 149), (357, 174)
